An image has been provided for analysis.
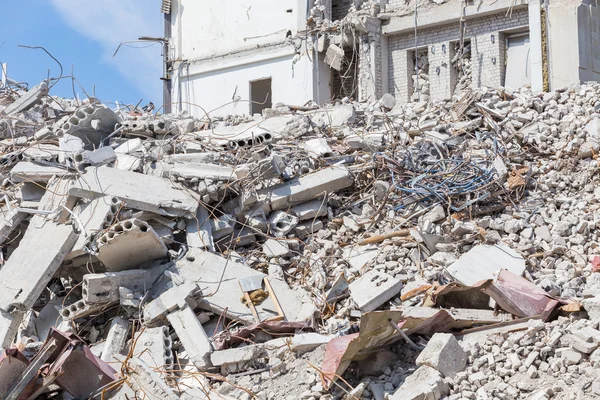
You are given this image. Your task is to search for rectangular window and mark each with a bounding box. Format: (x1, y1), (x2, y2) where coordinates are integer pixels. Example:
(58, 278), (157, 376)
(250, 78), (272, 115)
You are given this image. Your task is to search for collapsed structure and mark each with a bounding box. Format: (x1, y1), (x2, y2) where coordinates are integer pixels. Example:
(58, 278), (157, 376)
(162, 0), (600, 117)
(3, 36), (600, 400)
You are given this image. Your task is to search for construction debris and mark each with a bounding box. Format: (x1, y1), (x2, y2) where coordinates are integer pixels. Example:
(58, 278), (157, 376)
(3, 67), (600, 400)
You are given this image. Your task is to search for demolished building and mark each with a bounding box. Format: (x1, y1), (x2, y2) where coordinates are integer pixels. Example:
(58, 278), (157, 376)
(162, 0), (600, 117)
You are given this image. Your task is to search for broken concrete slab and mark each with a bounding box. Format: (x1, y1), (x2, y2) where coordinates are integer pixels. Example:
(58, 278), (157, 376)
(349, 270), (402, 312)
(10, 161), (73, 183)
(1, 81), (48, 116)
(69, 166), (198, 217)
(416, 333), (467, 378)
(446, 243), (526, 286)
(0, 215), (77, 348)
(175, 249), (316, 323)
(96, 219), (168, 271)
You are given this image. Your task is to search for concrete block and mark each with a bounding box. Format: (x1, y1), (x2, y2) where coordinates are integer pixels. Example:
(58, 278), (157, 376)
(573, 327), (600, 344)
(60, 299), (114, 321)
(325, 43), (345, 71)
(262, 239), (290, 258)
(416, 333), (467, 378)
(294, 219), (324, 238)
(74, 146), (117, 170)
(101, 317), (129, 363)
(211, 214), (235, 240)
(446, 244), (526, 286)
(304, 138), (333, 158)
(229, 166), (352, 213)
(166, 305), (213, 370)
(290, 333), (333, 354)
(583, 297), (600, 324)
(585, 117), (600, 140)
(69, 166), (198, 217)
(391, 365), (449, 400)
(143, 281), (199, 326)
(269, 210), (299, 236)
(10, 161), (74, 183)
(210, 344), (266, 369)
(567, 334), (599, 354)
(132, 326), (173, 370)
(56, 104), (121, 140)
(290, 199), (328, 221)
(83, 270), (150, 304)
(349, 270), (402, 312)
(96, 219), (168, 272)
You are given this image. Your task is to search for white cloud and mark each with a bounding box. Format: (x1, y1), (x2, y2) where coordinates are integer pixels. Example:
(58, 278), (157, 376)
(49, 0), (163, 103)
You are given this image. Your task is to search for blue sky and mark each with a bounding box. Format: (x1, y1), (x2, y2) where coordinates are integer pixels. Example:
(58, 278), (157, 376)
(0, 0), (163, 106)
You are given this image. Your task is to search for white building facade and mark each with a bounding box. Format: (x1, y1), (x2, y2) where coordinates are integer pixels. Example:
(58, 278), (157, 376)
(160, 0), (600, 118)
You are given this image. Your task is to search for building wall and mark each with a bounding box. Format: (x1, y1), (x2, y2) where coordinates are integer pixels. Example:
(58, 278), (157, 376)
(387, 8), (529, 101)
(547, 0), (600, 89)
(170, 0), (307, 61)
(332, 0), (355, 21)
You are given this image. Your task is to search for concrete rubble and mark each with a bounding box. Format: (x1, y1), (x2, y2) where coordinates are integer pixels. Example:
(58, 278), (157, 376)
(3, 66), (600, 400)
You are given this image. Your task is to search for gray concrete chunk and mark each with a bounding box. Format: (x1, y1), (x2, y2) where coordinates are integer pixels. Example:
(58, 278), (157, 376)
(416, 333), (467, 378)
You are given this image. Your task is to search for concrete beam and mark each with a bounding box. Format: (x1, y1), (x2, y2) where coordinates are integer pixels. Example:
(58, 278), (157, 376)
(382, 0), (529, 36)
(0, 215), (77, 347)
(528, 0), (545, 92)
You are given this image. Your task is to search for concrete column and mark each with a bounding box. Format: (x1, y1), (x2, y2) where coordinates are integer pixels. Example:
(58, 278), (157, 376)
(393, 49), (414, 103)
(428, 41), (455, 101)
(528, 0), (545, 92)
(381, 35), (390, 94)
(358, 17), (383, 102)
(471, 31), (505, 89)
(546, 0), (579, 89)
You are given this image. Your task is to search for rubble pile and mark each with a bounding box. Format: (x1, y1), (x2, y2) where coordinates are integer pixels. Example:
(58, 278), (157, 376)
(2, 76), (600, 400)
